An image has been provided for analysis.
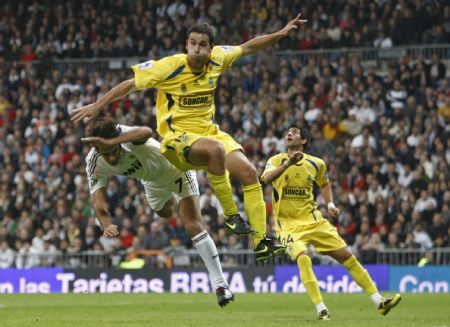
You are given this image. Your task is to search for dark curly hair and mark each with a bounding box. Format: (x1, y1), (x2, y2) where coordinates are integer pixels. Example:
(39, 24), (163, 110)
(187, 23), (215, 44)
(86, 117), (121, 139)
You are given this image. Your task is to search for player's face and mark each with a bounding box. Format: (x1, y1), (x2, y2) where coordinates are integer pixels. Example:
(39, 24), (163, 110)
(285, 128), (302, 148)
(98, 145), (121, 165)
(186, 32), (212, 69)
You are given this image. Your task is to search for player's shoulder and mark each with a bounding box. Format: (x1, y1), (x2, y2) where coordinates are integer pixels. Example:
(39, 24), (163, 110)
(267, 152), (288, 164)
(212, 45), (241, 60)
(85, 148), (102, 174)
(137, 54), (186, 71)
(212, 45), (239, 53)
(159, 53), (186, 67)
(303, 153), (326, 169)
(86, 148), (98, 164)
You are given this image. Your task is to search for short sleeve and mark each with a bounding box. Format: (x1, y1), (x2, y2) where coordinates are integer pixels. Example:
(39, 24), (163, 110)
(213, 46), (242, 69)
(315, 159), (330, 187)
(261, 155), (281, 181)
(131, 56), (176, 89)
(86, 154), (108, 194)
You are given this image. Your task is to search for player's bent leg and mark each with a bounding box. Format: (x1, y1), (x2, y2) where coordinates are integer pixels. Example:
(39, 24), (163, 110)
(188, 139), (242, 223)
(178, 196), (234, 307)
(328, 248), (401, 314)
(227, 151), (284, 257)
(329, 249), (378, 296)
(155, 197), (176, 218)
(226, 150), (265, 242)
(297, 253), (330, 320)
(178, 195), (203, 236)
(187, 137), (226, 175)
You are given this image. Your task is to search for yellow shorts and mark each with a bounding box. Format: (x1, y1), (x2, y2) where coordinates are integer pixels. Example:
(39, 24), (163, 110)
(160, 129), (243, 172)
(278, 219), (347, 260)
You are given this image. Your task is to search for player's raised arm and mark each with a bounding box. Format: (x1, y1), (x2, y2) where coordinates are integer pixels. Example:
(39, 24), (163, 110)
(82, 126), (153, 147)
(71, 78), (137, 123)
(239, 14), (307, 55)
(91, 188), (119, 238)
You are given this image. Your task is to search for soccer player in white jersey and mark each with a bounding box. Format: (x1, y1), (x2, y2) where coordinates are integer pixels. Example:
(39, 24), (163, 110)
(84, 117), (233, 307)
(72, 15), (307, 262)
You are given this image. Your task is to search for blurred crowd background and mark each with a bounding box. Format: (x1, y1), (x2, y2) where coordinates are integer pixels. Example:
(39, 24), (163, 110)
(0, 0), (449, 269)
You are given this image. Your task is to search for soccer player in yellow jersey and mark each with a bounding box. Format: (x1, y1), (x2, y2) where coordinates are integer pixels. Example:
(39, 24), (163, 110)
(261, 126), (401, 320)
(72, 15), (307, 262)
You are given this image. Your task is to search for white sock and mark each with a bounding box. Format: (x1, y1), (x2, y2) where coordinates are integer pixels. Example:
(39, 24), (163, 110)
(192, 230), (228, 290)
(370, 292), (384, 307)
(316, 302), (327, 313)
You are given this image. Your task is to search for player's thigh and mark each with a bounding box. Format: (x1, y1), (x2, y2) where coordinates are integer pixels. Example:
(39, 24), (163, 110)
(215, 130), (243, 154)
(279, 230), (308, 261)
(160, 132), (206, 171)
(215, 131), (256, 179)
(172, 169), (200, 218)
(143, 171), (198, 211)
(308, 220), (348, 254)
(142, 183), (174, 214)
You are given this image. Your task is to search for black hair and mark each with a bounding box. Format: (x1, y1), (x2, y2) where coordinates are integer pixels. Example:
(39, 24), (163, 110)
(187, 23), (214, 44)
(287, 124), (310, 149)
(86, 117), (120, 139)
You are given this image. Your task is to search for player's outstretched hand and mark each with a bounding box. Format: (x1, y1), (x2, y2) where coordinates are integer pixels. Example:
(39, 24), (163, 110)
(104, 224), (119, 238)
(71, 103), (100, 123)
(281, 13), (308, 35)
(328, 206), (340, 218)
(81, 136), (115, 148)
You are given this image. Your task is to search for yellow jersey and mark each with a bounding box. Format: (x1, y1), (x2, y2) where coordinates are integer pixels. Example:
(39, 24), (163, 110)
(132, 46), (242, 137)
(261, 153), (329, 229)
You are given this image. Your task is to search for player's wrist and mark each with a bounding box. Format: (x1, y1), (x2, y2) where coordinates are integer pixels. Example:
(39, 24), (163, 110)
(327, 202), (336, 210)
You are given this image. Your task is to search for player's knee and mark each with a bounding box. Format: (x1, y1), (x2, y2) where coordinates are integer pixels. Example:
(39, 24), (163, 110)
(240, 163), (258, 184)
(207, 141), (226, 165)
(183, 218), (203, 236)
(156, 208), (172, 218)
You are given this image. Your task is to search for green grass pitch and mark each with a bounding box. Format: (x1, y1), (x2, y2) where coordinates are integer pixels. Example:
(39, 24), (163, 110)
(0, 293), (448, 327)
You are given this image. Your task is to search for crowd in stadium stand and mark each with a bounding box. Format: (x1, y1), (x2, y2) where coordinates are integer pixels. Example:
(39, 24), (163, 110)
(0, 0), (449, 268)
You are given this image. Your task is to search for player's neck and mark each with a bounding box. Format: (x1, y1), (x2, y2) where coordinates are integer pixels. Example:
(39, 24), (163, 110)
(287, 147), (303, 155)
(187, 56), (208, 72)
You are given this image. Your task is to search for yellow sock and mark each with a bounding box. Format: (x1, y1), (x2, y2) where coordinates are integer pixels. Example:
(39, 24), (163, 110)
(298, 255), (323, 305)
(208, 171), (239, 217)
(343, 255), (378, 295)
(243, 183), (266, 245)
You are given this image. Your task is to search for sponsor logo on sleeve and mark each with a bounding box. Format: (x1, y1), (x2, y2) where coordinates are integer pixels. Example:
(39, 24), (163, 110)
(138, 60), (153, 70)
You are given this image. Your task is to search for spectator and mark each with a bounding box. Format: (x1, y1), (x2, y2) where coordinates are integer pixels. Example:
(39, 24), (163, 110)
(414, 190), (438, 213)
(0, 240), (15, 268)
(413, 222), (433, 250)
(15, 240), (40, 269)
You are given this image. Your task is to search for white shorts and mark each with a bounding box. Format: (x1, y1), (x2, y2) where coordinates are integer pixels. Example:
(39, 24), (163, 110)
(142, 170), (199, 211)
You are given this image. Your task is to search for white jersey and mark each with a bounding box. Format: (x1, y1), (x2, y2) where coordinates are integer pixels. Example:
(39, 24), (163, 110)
(86, 125), (198, 210)
(86, 125), (196, 198)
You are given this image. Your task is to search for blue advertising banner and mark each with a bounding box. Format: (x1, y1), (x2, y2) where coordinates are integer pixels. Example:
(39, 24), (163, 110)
(2, 265), (449, 293)
(0, 267), (275, 294)
(0, 268), (64, 293)
(389, 266), (450, 293)
(275, 265), (389, 293)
